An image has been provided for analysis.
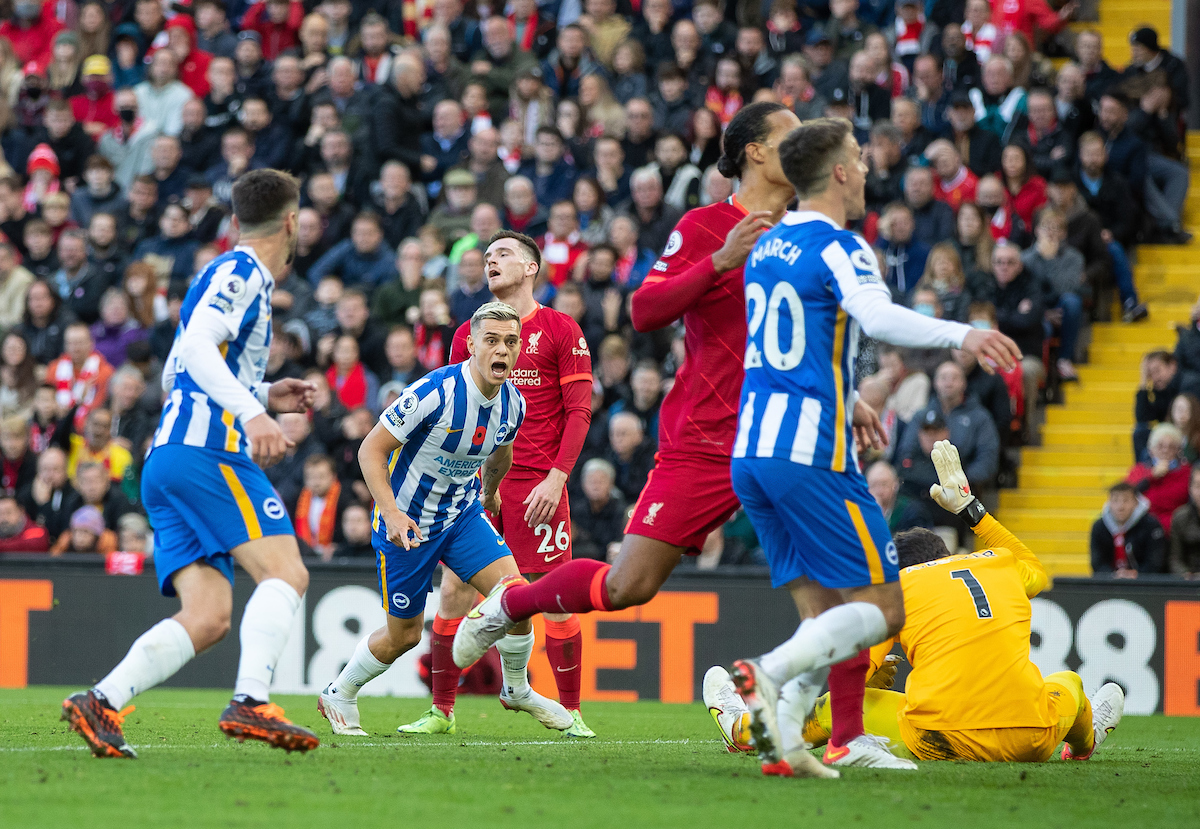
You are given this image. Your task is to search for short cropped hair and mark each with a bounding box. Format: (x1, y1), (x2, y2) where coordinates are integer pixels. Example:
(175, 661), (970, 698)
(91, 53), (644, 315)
(778, 117), (853, 199)
(488, 230), (542, 274)
(894, 527), (950, 569)
(470, 301), (521, 336)
(231, 169), (301, 236)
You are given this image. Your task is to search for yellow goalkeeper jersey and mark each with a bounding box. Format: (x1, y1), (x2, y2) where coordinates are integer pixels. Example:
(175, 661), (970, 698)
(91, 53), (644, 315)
(880, 515), (1054, 732)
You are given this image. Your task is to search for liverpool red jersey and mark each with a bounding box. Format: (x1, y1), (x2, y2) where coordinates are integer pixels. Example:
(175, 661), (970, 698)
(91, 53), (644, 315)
(635, 198), (748, 459)
(451, 305), (592, 474)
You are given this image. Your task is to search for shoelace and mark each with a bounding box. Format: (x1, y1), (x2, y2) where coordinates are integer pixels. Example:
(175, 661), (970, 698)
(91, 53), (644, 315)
(852, 733), (896, 753)
(105, 705), (135, 727)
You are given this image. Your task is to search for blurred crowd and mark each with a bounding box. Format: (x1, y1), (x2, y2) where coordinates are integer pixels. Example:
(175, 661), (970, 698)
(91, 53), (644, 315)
(0, 0), (1189, 574)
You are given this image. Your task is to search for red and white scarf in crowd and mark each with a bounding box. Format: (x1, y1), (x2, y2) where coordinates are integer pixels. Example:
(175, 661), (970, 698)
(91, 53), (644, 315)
(705, 87), (743, 128)
(399, 0), (433, 38)
(962, 21), (997, 61)
(55, 352), (102, 420)
(893, 16), (924, 58)
(23, 179), (59, 214)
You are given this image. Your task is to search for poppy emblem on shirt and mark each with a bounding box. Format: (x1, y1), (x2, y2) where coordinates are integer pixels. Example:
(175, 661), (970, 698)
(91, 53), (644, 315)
(471, 425), (488, 446)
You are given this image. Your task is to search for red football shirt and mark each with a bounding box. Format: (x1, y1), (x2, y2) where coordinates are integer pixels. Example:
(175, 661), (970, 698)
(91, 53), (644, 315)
(451, 305), (593, 474)
(634, 198), (748, 459)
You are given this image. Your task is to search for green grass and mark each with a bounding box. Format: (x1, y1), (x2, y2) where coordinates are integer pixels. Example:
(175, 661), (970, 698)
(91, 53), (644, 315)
(1, 688), (1198, 828)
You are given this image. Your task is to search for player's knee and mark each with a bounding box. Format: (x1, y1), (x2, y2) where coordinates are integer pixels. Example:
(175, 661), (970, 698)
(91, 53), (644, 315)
(438, 578), (475, 618)
(607, 577), (656, 609)
(191, 613), (232, 652)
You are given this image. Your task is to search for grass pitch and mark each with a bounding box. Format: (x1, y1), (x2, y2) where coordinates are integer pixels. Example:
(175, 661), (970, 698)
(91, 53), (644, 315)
(1, 688), (1197, 828)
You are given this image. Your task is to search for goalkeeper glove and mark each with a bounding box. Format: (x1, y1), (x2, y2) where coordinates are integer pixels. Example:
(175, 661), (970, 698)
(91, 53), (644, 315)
(928, 440), (988, 527)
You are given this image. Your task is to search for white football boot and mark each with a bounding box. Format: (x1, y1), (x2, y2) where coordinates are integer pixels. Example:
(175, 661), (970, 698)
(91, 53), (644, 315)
(824, 733), (918, 769)
(317, 685), (368, 736)
(453, 575), (521, 668)
(1062, 682), (1125, 760)
(703, 666), (752, 753)
(499, 685), (574, 730)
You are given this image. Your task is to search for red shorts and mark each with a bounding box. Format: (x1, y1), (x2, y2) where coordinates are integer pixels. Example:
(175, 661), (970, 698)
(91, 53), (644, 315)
(625, 452), (740, 554)
(486, 469), (572, 574)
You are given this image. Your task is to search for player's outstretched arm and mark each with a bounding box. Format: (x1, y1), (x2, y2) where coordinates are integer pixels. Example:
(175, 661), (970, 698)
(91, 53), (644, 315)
(928, 440), (1048, 596)
(481, 443), (513, 515)
(358, 423), (422, 549)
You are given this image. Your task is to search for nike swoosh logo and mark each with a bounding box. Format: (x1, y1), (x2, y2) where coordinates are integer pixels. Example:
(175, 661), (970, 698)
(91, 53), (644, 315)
(446, 428), (463, 433)
(431, 669), (446, 674)
(556, 665), (577, 672)
(544, 552), (564, 563)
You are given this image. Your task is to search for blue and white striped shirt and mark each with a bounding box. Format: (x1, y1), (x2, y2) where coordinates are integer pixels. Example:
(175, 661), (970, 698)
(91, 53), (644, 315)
(734, 211), (880, 473)
(152, 247), (273, 455)
(373, 362), (526, 536)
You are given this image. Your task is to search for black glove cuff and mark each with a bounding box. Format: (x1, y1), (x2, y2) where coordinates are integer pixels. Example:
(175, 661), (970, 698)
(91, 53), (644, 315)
(962, 498), (987, 528)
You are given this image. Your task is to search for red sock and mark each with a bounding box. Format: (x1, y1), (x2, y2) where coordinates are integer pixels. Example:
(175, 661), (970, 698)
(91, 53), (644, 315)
(544, 615), (583, 710)
(828, 649), (869, 748)
(430, 614), (462, 716)
(500, 559), (613, 620)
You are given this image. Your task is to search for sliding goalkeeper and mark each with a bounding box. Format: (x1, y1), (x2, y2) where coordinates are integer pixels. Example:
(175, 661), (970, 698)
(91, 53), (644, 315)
(710, 440), (1125, 763)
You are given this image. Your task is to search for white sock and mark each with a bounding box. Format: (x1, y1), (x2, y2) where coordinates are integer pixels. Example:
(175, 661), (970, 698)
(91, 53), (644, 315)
(233, 578), (302, 702)
(777, 666), (830, 753)
(331, 635), (392, 699)
(94, 619), (196, 710)
(497, 632), (534, 695)
(760, 602), (889, 686)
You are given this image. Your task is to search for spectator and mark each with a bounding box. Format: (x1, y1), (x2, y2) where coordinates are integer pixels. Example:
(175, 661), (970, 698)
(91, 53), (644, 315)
(383, 326), (426, 386)
(0, 493), (51, 553)
(0, 414), (36, 496)
(17, 445), (80, 540)
(67, 406), (133, 484)
(574, 178), (614, 247)
(87, 213), (127, 286)
(413, 288), (455, 370)
(915, 242), (972, 322)
(327, 334), (379, 412)
(1168, 393), (1200, 463)
(370, 162), (427, 249)
(945, 90), (1002, 176)
(872, 345), (931, 427)
(1126, 423), (1191, 535)
(333, 288), (388, 378)
(926, 139), (977, 212)
(0, 333), (38, 419)
(1132, 352), (1180, 460)
(428, 169), (478, 247)
(502, 175), (549, 237)
(132, 203), (199, 285)
(953, 345), (1013, 445)
(48, 322), (113, 430)
(134, 49), (193, 138)
(1025, 87), (1073, 177)
(0, 243), (34, 331)
(976, 173), (1030, 246)
(1122, 27), (1187, 123)
(291, 454), (353, 560)
(999, 143), (1046, 231)
(265, 412), (325, 508)
(903, 165), (955, 249)
(895, 409), (959, 547)
(602, 410), (655, 502)
(50, 503), (117, 554)
(939, 23), (980, 90)
(1043, 168), (1122, 317)
(904, 360), (1000, 490)
(448, 247), (493, 324)
(866, 459), (933, 533)
(107, 365), (156, 452)
(1168, 467), (1200, 578)
(1021, 207), (1084, 379)
(571, 457), (627, 561)
(1091, 482), (1165, 578)
(864, 122), (907, 212)
(74, 460), (136, 529)
(988, 241), (1044, 442)
(308, 211), (396, 289)
(374, 242), (424, 328)
(1176, 300), (1200, 398)
(89, 288), (146, 369)
(18, 279), (67, 366)
(953, 201), (995, 282)
(333, 504), (374, 558)
(1073, 29), (1118, 105)
(371, 53), (430, 176)
(117, 512), (151, 554)
(877, 201), (928, 297)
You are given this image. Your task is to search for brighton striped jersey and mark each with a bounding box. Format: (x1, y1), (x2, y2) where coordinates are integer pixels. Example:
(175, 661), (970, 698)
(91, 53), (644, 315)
(372, 361), (526, 536)
(734, 211), (884, 473)
(152, 247), (273, 455)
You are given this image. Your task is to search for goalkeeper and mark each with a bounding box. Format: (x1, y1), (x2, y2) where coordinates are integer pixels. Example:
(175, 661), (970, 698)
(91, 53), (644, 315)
(726, 440), (1125, 763)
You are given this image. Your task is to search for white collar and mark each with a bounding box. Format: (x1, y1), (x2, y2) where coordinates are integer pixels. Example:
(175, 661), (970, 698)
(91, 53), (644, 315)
(781, 210), (844, 229)
(234, 244), (274, 284)
(462, 359), (501, 405)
